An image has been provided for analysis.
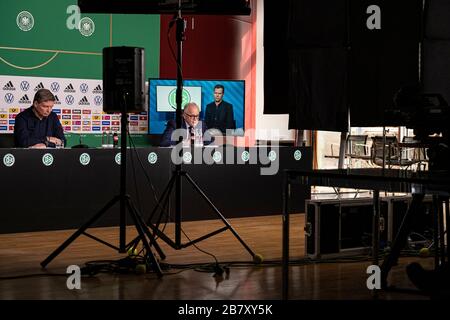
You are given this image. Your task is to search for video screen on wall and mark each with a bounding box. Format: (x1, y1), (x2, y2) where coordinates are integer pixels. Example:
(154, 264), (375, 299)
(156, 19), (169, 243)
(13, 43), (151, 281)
(148, 78), (245, 135)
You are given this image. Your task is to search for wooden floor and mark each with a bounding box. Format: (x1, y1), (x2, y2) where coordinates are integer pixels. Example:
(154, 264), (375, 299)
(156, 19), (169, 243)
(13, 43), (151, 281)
(0, 214), (433, 300)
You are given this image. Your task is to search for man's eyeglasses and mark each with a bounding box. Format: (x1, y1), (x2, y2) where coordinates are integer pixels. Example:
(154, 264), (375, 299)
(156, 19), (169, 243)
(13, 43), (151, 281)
(184, 113), (199, 119)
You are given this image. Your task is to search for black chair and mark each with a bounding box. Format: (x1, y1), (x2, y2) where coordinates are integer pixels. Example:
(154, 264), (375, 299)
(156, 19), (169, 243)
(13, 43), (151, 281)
(328, 134), (370, 167)
(400, 136), (428, 170)
(346, 135), (370, 161)
(371, 135), (420, 169)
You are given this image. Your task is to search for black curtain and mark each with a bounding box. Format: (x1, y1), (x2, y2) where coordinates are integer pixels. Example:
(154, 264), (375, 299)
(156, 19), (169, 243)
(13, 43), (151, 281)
(286, 0), (348, 131)
(423, 0), (450, 105)
(349, 0), (421, 127)
(288, 48), (348, 131)
(264, 0), (422, 131)
(263, 0), (289, 114)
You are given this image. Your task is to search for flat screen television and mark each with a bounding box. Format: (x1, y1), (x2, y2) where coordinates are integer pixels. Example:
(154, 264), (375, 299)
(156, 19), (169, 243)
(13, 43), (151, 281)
(148, 78), (245, 135)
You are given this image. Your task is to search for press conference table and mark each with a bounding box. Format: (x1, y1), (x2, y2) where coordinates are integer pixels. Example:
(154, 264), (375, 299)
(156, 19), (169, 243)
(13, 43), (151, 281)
(0, 146), (311, 234)
(282, 168), (450, 299)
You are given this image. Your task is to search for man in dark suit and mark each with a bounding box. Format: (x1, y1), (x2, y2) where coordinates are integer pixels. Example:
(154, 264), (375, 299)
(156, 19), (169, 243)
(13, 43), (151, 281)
(160, 102), (212, 147)
(14, 88), (66, 148)
(205, 84), (235, 135)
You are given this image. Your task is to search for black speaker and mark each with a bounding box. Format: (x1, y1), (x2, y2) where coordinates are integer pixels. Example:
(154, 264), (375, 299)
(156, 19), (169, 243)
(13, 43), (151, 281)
(103, 46), (145, 113)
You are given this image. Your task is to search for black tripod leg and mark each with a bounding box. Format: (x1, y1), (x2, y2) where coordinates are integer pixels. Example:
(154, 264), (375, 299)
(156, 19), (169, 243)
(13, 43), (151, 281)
(380, 193), (424, 288)
(125, 226), (167, 261)
(146, 173), (177, 226)
(184, 172), (256, 258)
(131, 228), (166, 261)
(126, 223), (167, 260)
(127, 173), (178, 251)
(438, 197), (446, 266)
(143, 172), (179, 248)
(41, 195), (121, 268)
(127, 198), (167, 260)
(445, 198), (450, 263)
(282, 172), (290, 301)
(150, 173), (178, 235)
(433, 195), (440, 269)
(373, 190), (380, 267)
(125, 199), (163, 277)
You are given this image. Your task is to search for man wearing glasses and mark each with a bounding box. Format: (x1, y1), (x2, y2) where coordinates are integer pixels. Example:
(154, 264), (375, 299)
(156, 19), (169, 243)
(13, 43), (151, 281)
(160, 102), (212, 147)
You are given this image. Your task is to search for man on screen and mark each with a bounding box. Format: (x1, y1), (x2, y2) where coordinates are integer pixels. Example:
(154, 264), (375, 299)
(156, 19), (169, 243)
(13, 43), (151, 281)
(14, 88), (65, 148)
(205, 84), (236, 135)
(160, 102), (212, 147)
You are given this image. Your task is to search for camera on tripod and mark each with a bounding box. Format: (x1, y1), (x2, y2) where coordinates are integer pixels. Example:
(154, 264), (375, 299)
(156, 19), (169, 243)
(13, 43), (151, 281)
(391, 85), (450, 172)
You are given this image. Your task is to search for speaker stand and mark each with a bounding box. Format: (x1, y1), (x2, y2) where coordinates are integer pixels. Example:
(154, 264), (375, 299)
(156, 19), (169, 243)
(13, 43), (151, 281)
(41, 97), (163, 276)
(129, 6), (259, 263)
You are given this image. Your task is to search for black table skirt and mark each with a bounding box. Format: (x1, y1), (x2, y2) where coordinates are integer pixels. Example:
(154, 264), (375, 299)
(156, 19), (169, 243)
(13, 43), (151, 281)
(0, 146), (311, 233)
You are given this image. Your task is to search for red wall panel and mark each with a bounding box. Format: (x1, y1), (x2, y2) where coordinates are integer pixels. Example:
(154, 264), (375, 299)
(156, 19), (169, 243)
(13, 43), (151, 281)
(159, 15), (250, 79)
(159, 1), (257, 145)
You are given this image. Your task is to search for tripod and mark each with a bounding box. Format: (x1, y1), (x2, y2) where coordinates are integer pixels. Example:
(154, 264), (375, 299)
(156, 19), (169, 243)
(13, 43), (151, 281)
(41, 94), (163, 276)
(130, 7), (259, 262)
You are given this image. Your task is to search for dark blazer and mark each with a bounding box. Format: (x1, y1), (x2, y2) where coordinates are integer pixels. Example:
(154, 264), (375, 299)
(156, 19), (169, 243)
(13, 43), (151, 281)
(14, 106), (65, 148)
(204, 100), (235, 135)
(159, 119), (212, 147)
